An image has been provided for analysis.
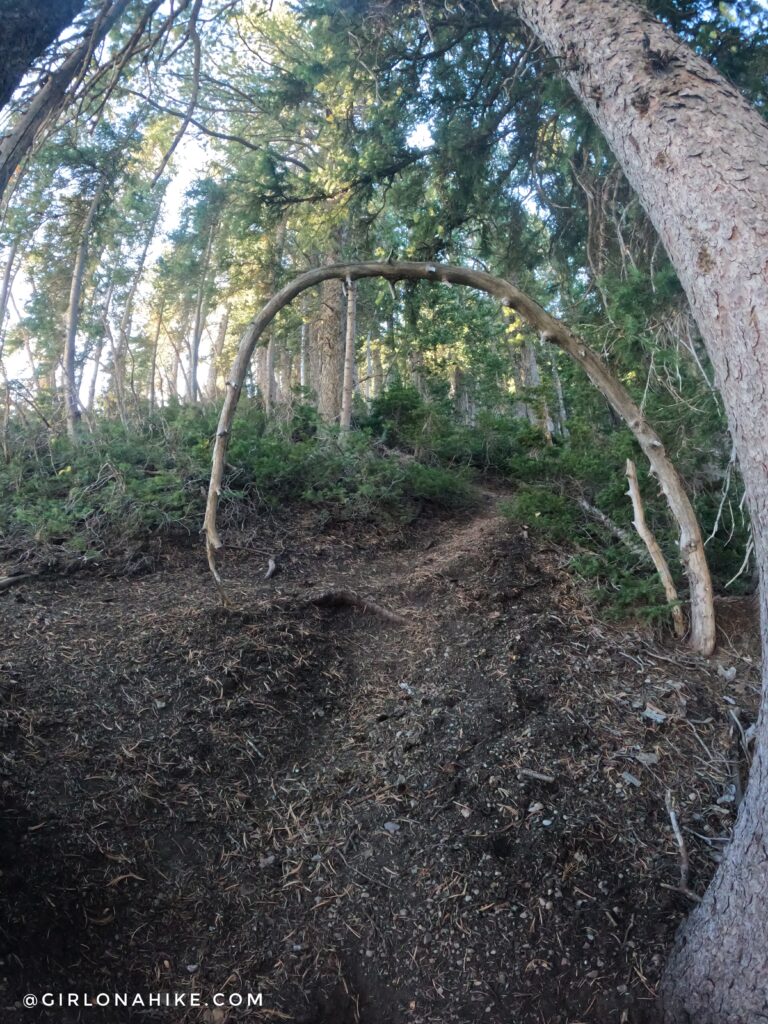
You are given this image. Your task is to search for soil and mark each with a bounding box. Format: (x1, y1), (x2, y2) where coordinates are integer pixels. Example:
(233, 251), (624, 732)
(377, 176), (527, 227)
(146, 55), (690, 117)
(0, 493), (760, 1023)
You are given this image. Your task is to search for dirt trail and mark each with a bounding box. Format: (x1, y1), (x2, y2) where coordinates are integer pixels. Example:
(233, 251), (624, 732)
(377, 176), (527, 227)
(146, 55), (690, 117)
(0, 495), (759, 1023)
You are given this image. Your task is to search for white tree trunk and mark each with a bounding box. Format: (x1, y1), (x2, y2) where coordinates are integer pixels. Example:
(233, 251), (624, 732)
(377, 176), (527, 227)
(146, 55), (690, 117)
(626, 458), (686, 637)
(506, 1), (768, 1018)
(63, 182), (104, 440)
(340, 278), (357, 430)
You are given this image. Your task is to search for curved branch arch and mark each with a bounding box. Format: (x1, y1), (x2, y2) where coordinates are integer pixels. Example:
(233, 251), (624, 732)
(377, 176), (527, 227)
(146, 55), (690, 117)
(204, 260), (715, 655)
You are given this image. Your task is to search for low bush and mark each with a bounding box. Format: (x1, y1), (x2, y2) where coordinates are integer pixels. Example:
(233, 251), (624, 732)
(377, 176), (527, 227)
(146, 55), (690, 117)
(1, 401), (474, 558)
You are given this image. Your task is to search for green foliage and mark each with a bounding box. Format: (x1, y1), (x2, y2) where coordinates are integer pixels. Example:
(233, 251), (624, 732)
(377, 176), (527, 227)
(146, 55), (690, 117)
(1, 403), (474, 557)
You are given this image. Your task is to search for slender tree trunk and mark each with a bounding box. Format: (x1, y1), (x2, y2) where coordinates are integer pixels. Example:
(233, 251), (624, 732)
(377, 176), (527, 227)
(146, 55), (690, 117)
(189, 219), (216, 404)
(626, 458), (686, 637)
(205, 304), (229, 403)
(550, 354), (570, 440)
(505, 2), (768, 1018)
(113, 196), (164, 417)
(371, 343), (383, 398)
(264, 336), (277, 412)
(87, 281), (114, 414)
(63, 181), (104, 440)
(0, 241), (18, 336)
(148, 299), (164, 412)
(340, 278), (357, 430)
(299, 321), (309, 389)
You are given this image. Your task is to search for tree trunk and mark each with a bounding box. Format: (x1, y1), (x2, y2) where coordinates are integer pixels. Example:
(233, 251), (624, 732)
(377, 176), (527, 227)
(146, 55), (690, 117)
(63, 181), (104, 440)
(299, 321), (309, 389)
(626, 458), (686, 637)
(0, 0), (132, 200)
(204, 259), (715, 664)
(87, 280), (113, 414)
(205, 305), (229, 404)
(310, 277), (344, 422)
(340, 278), (357, 430)
(113, 196), (164, 418)
(506, 1), (768, 1018)
(371, 343), (384, 399)
(0, 0), (86, 111)
(189, 220), (216, 404)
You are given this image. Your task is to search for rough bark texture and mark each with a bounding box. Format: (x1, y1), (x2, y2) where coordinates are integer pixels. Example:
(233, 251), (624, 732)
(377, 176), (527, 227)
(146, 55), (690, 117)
(0, 0), (86, 111)
(505, 1), (768, 1019)
(204, 260), (715, 666)
(309, 277), (344, 422)
(0, 0), (131, 199)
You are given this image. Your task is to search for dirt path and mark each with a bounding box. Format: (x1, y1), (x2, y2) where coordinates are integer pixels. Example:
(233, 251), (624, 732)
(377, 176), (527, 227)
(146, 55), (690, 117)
(0, 496), (758, 1023)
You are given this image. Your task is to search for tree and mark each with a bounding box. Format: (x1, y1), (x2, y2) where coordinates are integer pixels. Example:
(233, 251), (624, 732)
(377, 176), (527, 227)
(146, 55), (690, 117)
(0, 0), (86, 111)
(502, 1), (768, 1019)
(203, 257), (715, 661)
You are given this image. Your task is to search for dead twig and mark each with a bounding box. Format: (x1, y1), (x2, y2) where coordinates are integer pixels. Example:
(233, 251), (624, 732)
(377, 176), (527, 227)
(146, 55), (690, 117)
(665, 789), (701, 902)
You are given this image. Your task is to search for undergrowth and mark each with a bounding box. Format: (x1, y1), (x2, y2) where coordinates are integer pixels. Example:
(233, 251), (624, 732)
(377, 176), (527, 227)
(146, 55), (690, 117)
(2, 385), (751, 631)
(0, 399), (474, 559)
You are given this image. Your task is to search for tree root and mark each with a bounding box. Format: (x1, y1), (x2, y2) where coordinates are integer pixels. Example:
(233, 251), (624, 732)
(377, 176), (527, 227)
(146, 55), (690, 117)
(0, 573), (40, 593)
(306, 589), (409, 625)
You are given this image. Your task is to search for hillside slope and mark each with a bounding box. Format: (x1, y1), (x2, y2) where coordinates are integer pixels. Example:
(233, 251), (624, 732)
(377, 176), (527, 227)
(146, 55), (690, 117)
(0, 495), (759, 1023)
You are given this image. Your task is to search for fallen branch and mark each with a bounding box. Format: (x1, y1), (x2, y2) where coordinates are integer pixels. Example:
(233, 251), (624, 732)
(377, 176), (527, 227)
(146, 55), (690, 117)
(575, 496), (647, 560)
(518, 767), (556, 784)
(665, 789), (701, 902)
(0, 573), (40, 592)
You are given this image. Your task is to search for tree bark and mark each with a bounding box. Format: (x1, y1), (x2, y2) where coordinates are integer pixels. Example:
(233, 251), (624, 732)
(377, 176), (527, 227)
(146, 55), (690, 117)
(63, 181), (104, 440)
(339, 278), (357, 430)
(626, 458), (686, 637)
(113, 196), (164, 418)
(299, 321), (309, 389)
(203, 259), (715, 663)
(205, 305), (229, 404)
(504, 1), (768, 1018)
(87, 280), (113, 414)
(189, 219), (215, 404)
(309, 276), (344, 422)
(0, 0), (131, 200)
(0, 0), (86, 111)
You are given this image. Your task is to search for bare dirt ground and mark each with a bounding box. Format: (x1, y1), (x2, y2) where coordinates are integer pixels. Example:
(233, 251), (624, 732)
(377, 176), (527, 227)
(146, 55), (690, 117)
(0, 494), (760, 1023)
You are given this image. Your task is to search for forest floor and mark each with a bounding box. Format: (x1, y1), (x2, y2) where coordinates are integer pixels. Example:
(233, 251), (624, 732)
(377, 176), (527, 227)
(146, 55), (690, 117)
(0, 490), (761, 1024)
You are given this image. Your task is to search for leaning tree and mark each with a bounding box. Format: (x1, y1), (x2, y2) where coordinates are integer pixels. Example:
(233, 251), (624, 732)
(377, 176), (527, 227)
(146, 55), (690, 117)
(499, 0), (768, 1020)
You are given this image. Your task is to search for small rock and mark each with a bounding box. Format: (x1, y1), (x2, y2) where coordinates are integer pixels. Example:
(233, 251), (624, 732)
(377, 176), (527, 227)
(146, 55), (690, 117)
(383, 821), (400, 834)
(634, 751), (659, 766)
(621, 772), (641, 788)
(642, 705), (667, 724)
(717, 665), (737, 683)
